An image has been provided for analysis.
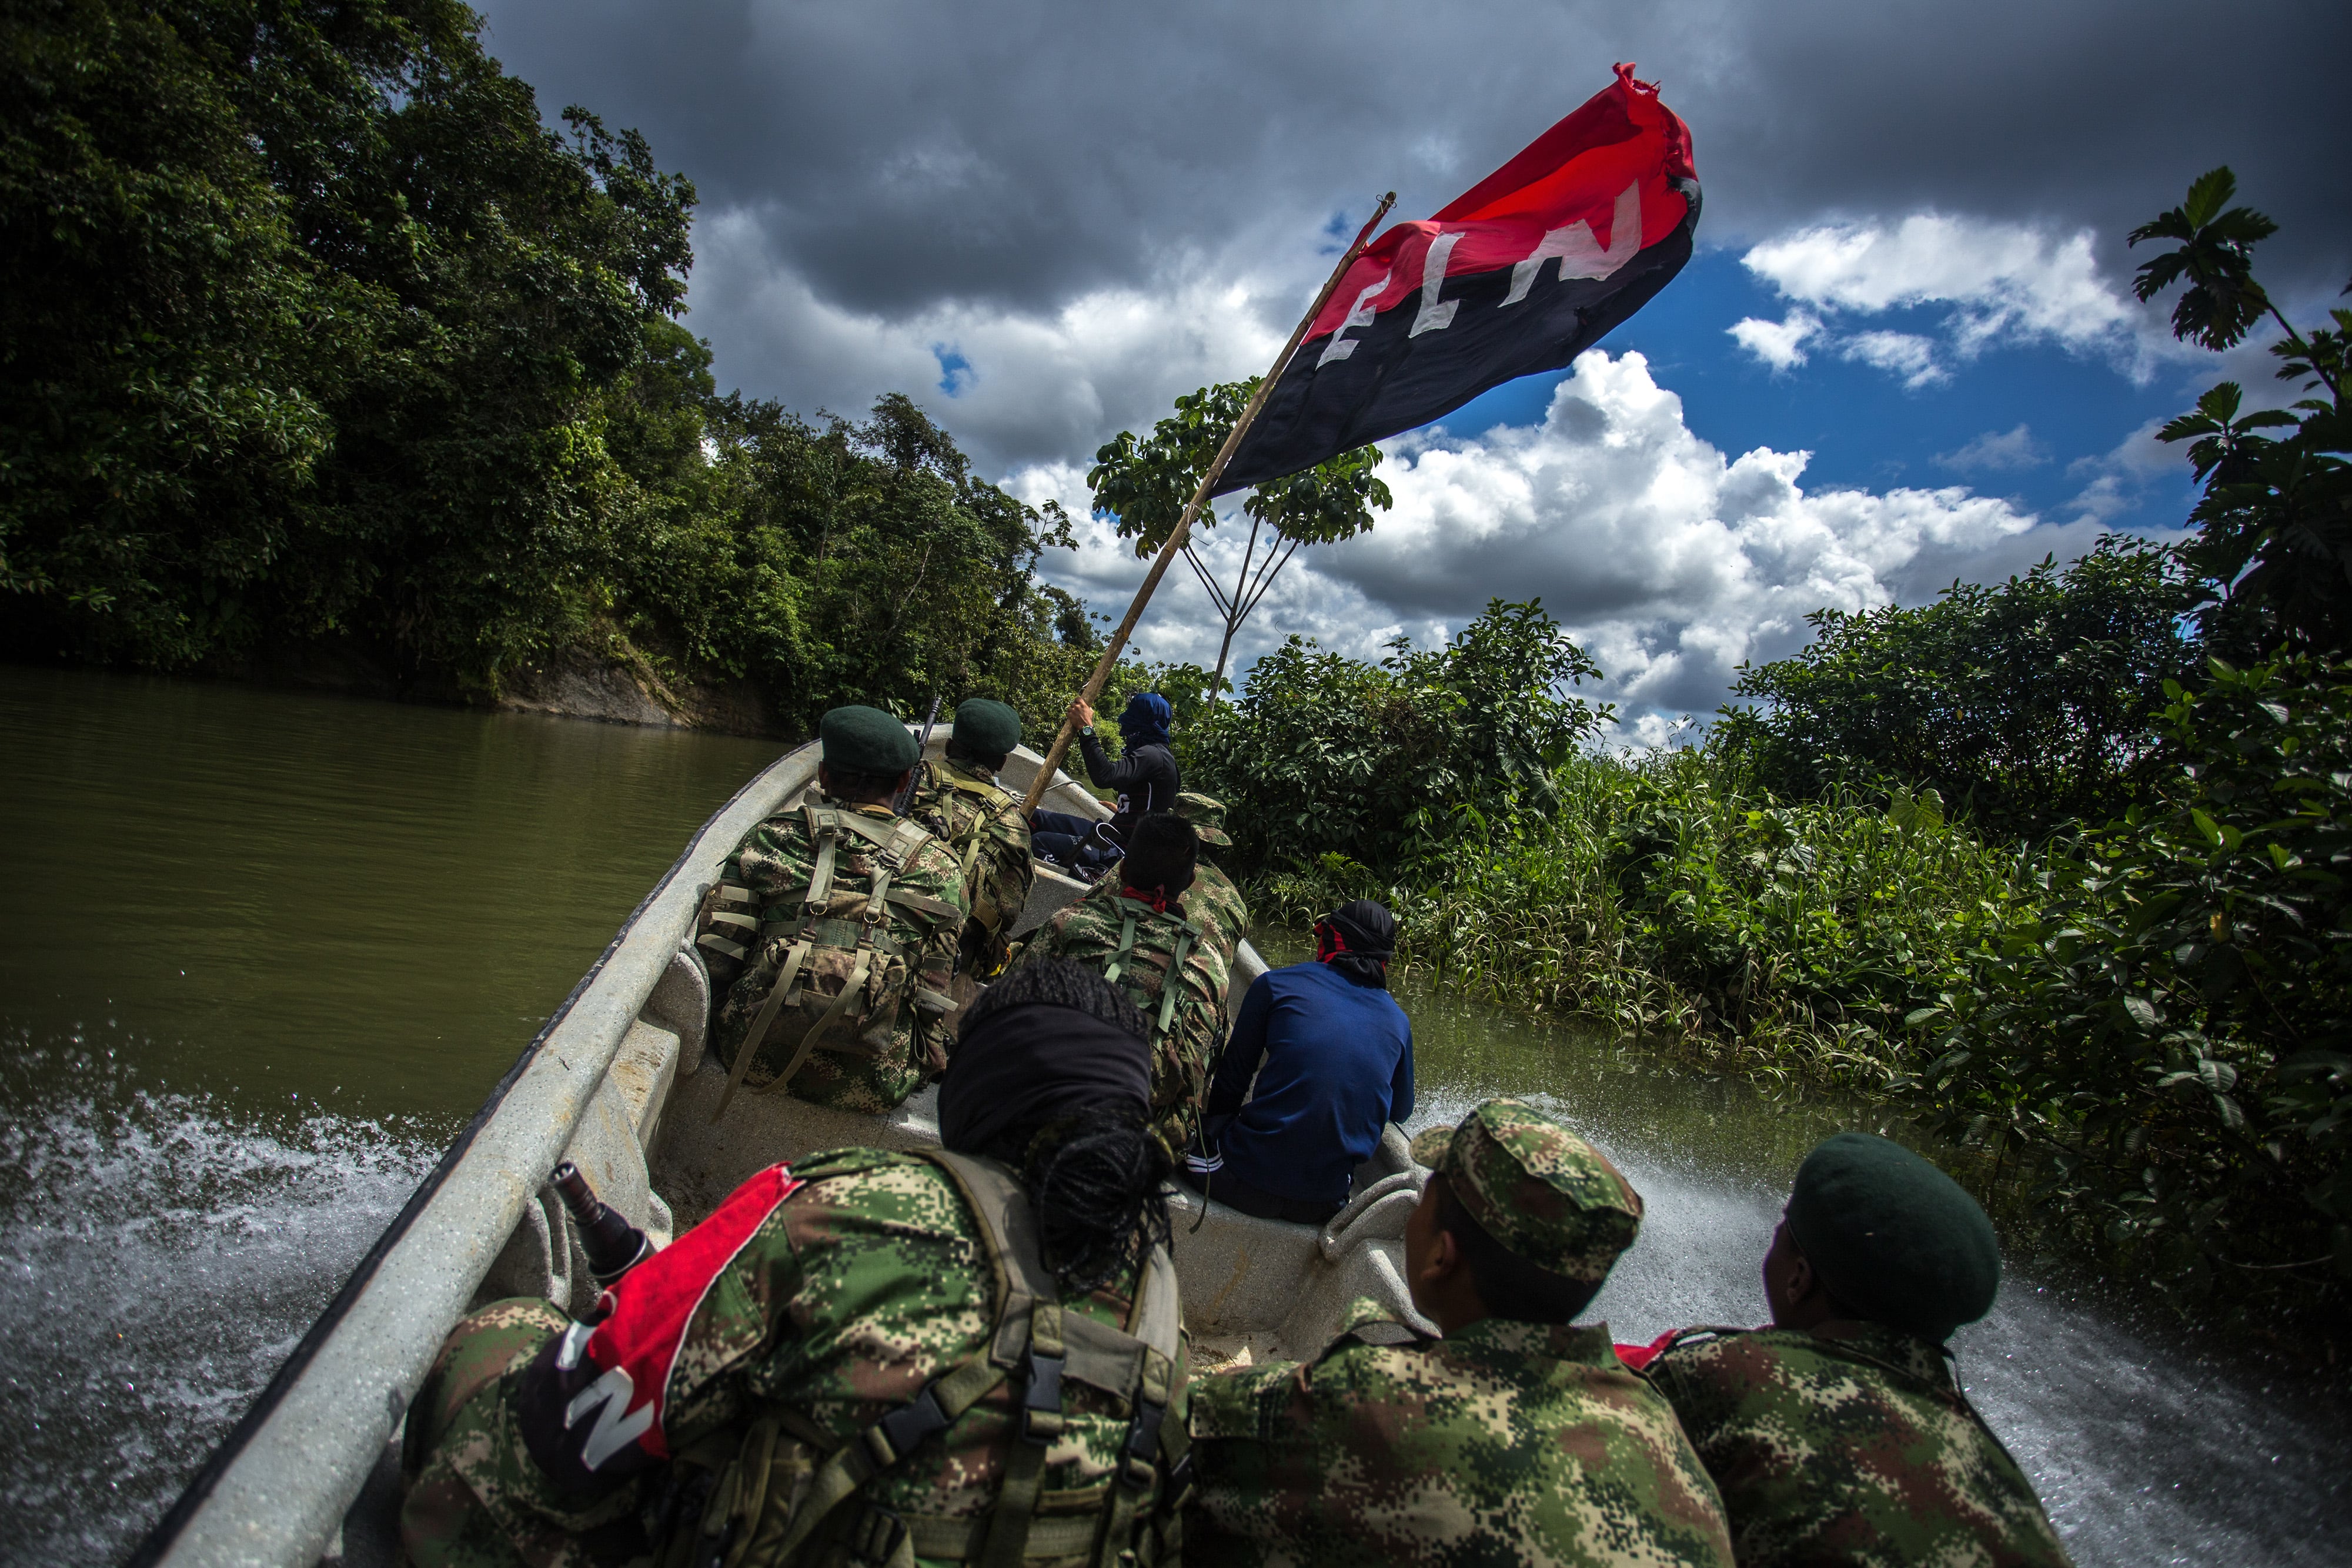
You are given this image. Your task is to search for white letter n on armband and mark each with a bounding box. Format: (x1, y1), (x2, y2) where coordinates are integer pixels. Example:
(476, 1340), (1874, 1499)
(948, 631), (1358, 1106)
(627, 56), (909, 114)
(565, 1365), (656, 1471)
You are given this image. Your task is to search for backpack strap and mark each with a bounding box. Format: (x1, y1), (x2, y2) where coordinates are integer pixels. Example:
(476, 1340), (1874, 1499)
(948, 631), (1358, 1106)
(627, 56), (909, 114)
(1154, 922), (1198, 1046)
(708, 932), (818, 1123)
(1104, 908), (1141, 987)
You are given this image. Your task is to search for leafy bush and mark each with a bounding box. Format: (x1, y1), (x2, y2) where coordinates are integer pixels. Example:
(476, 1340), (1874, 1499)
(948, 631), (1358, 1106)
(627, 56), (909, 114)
(1913, 658), (2351, 1303)
(1713, 537), (2196, 840)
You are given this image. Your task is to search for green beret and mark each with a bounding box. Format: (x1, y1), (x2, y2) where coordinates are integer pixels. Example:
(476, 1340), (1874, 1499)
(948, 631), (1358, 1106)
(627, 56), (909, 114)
(1785, 1132), (2000, 1342)
(1418, 1098), (1642, 1285)
(951, 698), (1022, 759)
(820, 704), (918, 775)
(1171, 791), (1232, 847)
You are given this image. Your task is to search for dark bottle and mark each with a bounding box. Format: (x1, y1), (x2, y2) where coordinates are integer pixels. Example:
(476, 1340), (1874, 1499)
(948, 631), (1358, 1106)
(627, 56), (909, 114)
(550, 1161), (654, 1288)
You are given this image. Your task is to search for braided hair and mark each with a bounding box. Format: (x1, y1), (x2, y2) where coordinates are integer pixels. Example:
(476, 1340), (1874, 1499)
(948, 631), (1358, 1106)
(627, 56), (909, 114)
(960, 960), (1172, 1292)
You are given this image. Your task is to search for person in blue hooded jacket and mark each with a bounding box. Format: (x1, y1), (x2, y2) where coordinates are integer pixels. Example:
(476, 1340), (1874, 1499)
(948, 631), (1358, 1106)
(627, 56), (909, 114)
(1032, 691), (1181, 874)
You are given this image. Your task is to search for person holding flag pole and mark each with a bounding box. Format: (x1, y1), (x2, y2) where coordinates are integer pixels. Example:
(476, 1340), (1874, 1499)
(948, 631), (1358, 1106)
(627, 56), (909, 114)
(1021, 61), (1700, 825)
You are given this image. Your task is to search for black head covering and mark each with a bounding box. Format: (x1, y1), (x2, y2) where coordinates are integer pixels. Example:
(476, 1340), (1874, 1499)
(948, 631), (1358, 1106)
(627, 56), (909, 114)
(939, 1002), (1151, 1158)
(1317, 898), (1398, 986)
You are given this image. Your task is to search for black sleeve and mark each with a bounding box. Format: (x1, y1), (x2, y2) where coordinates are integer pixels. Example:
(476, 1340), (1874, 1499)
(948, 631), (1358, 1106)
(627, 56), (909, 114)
(1075, 728), (1138, 790)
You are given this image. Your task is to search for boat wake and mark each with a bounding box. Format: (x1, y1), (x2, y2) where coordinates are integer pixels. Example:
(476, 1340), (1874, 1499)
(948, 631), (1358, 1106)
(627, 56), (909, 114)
(0, 1035), (442, 1566)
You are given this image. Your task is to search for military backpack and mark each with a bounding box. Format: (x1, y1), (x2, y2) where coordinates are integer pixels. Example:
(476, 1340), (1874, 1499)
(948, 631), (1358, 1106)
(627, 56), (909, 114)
(695, 803), (960, 1116)
(657, 1148), (1190, 1568)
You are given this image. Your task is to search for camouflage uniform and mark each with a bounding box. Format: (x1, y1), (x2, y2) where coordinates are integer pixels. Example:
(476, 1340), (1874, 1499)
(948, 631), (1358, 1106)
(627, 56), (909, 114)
(403, 1149), (1188, 1568)
(1188, 1100), (1736, 1567)
(1645, 1323), (2072, 1567)
(1008, 880), (1229, 1142)
(907, 755), (1034, 978)
(706, 797), (967, 1114)
(1168, 793), (1250, 969)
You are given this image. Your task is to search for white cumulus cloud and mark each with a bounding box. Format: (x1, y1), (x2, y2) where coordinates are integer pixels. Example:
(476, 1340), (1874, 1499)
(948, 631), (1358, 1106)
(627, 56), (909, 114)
(1015, 350), (2089, 735)
(1732, 213), (2186, 385)
(1726, 310), (1822, 370)
(1936, 423), (2049, 473)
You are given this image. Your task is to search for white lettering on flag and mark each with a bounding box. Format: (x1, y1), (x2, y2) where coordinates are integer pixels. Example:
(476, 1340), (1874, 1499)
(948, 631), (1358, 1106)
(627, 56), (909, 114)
(1409, 232), (1466, 337)
(1318, 273), (1393, 366)
(565, 1363), (657, 1471)
(1501, 182), (1642, 307)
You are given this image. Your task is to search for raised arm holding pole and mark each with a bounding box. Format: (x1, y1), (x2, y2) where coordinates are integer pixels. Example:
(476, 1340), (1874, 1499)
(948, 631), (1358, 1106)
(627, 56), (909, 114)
(1020, 191), (1398, 817)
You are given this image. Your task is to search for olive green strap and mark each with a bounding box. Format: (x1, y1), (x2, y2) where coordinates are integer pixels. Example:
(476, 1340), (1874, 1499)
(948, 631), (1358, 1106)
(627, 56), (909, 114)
(1154, 926), (1196, 1045)
(763, 945), (872, 1095)
(978, 1302), (1065, 1568)
(1104, 911), (1138, 986)
(756, 1352), (1010, 1568)
(804, 804), (841, 910)
(710, 936), (814, 1122)
(904, 1513), (1101, 1561)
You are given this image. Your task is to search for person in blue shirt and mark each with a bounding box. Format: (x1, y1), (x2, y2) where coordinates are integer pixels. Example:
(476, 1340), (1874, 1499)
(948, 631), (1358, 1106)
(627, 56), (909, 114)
(1185, 899), (1414, 1226)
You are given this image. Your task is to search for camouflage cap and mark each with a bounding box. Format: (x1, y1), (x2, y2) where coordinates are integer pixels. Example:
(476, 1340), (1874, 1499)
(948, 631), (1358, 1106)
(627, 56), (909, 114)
(820, 704), (918, 775)
(1415, 1099), (1643, 1284)
(1171, 791), (1232, 847)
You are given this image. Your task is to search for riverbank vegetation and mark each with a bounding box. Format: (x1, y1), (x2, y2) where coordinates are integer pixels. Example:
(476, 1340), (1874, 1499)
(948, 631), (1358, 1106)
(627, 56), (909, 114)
(0, 0), (1118, 739)
(1189, 175), (2350, 1342)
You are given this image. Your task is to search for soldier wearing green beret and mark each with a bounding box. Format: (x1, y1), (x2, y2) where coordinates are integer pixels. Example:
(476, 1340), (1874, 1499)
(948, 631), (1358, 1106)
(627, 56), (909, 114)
(694, 704), (968, 1115)
(1188, 1097), (1737, 1567)
(905, 697), (1035, 981)
(1643, 1132), (2072, 1568)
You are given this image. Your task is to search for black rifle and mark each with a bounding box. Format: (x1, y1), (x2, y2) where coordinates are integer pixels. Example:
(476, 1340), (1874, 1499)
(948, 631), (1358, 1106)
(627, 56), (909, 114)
(893, 694), (942, 815)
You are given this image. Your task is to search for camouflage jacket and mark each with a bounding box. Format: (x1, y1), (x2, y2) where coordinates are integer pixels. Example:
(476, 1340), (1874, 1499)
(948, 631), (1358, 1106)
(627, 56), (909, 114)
(1009, 880), (1230, 1137)
(1645, 1322), (2072, 1568)
(403, 1149), (1187, 1568)
(706, 797), (966, 1114)
(907, 756), (1034, 976)
(1185, 862), (1250, 974)
(1189, 1302), (1737, 1567)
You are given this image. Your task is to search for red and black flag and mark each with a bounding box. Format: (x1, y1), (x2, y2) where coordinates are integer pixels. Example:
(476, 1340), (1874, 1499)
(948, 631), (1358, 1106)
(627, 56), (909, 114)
(1217, 65), (1699, 494)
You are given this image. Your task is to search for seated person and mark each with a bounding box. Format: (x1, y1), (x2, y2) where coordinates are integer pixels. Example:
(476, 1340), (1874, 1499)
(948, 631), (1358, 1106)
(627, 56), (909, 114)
(1187, 1098), (1736, 1566)
(1032, 691), (1178, 874)
(402, 959), (1189, 1568)
(1010, 813), (1226, 1152)
(1185, 900), (1412, 1226)
(1642, 1132), (2072, 1567)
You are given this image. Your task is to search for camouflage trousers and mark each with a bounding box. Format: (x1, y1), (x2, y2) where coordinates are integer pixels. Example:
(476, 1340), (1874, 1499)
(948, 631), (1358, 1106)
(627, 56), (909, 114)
(401, 1300), (656, 1568)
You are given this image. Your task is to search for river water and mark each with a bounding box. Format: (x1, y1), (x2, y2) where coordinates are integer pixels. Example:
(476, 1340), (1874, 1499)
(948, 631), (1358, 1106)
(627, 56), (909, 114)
(1, 666), (2344, 1564)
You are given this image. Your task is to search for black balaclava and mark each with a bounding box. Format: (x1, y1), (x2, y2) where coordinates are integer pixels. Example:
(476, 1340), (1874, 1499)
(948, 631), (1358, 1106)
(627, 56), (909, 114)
(940, 1002), (1151, 1159)
(1315, 898), (1398, 987)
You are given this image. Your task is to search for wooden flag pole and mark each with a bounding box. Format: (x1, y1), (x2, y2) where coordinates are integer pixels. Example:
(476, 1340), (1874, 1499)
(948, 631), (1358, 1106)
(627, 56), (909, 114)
(1021, 190), (1398, 817)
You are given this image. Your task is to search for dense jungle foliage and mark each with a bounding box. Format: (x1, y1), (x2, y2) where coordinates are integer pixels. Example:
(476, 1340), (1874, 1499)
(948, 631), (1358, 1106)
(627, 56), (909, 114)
(1187, 172), (2350, 1339)
(0, 0), (1110, 739)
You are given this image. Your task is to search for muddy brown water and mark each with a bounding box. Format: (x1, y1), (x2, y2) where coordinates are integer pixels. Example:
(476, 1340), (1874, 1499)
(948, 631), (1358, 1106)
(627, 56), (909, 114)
(1, 665), (2344, 1564)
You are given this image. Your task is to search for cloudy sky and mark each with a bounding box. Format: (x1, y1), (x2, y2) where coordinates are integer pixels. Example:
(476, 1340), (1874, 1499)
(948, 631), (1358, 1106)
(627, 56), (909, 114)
(475, 0), (2348, 739)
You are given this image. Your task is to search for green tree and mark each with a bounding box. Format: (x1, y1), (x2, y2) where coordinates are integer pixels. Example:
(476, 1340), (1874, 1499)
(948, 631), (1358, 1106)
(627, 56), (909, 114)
(0, 0), (695, 681)
(1187, 599), (1608, 874)
(1713, 537), (2196, 839)
(1088, 380), (1391, 707)
(2132, 167), (2351, 657)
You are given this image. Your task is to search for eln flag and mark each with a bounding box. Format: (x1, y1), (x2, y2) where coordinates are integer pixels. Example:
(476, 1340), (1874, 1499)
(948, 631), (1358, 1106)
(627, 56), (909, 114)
(1216, 64), (1698, 494)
